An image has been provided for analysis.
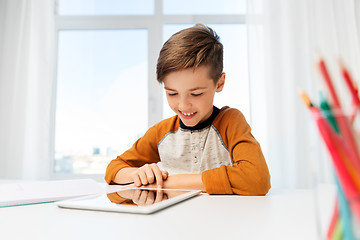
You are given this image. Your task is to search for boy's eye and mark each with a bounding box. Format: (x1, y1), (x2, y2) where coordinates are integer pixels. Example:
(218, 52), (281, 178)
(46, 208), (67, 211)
(167, 92), (177, 96)
(191, 93), (203, 96)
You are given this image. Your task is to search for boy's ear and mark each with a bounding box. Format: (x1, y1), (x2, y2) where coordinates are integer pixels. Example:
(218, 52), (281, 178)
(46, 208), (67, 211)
(215, 72), (225, 93)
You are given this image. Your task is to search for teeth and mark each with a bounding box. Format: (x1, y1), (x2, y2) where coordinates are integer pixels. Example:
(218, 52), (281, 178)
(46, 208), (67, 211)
(182, 112), (195, 116)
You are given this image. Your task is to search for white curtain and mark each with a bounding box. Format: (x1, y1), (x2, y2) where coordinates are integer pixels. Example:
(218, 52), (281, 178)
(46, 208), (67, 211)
(0, 0), (55, 180)
(247, 0), (360, 189)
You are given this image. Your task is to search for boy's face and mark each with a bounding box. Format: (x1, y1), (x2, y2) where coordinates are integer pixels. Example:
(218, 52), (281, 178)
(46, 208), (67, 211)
(163, 66), (225, 127)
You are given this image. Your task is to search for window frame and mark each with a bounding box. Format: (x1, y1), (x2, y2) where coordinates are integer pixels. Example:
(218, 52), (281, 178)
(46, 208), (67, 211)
(51, 0), (247, 181)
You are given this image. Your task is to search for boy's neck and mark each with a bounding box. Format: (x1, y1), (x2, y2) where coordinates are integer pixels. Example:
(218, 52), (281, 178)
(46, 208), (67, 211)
(179, 106), (220, 131)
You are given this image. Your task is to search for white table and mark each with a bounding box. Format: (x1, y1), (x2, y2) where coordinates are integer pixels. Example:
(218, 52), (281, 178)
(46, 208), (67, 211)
(0, 184), (336, 240)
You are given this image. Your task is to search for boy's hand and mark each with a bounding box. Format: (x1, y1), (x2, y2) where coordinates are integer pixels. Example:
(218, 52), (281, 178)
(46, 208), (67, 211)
(132, 163), (168, 188)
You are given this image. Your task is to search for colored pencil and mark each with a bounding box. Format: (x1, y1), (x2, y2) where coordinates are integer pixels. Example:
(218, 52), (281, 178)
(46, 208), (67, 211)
(318, 58), (341, 108)
(300, 91), (358, 200)
(335, 176), (355, 240)
(318, 58), (360, 181)
(327, 198), (339, 240)
(331, 219), (343, 240)
(315, 107), (359, 201)
(339, 59), (360, 110)
(301, 56), (360, 238)
(319, 96), (360, 193)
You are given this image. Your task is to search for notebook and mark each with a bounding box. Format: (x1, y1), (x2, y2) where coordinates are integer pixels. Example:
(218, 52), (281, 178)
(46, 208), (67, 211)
(0, 179), (103, 207)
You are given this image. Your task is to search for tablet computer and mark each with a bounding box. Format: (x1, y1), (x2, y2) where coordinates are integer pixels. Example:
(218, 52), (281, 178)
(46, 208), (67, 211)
(56, 188), (201, 214)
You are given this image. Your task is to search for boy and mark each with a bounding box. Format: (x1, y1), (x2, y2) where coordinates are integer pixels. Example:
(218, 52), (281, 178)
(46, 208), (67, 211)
(105, 24), (271, 195)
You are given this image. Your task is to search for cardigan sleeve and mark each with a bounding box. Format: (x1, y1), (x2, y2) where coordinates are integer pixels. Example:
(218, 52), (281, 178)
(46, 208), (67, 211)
(201, 107), (271, 195)
(104, 124), (161, 184)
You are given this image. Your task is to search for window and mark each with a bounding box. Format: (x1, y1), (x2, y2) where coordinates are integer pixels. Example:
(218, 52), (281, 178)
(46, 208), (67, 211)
(54, 0), (248, 180)
(55, 30), (148, 175)
(58, 0), (154, 15)
(163, 0), (246, 15)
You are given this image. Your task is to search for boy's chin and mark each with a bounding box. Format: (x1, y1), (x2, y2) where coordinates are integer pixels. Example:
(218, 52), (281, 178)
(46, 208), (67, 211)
(179, 117), (200, 127)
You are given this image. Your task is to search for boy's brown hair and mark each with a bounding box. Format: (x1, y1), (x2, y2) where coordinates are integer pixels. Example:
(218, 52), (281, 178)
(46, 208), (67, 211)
(156, 24), (223, 84)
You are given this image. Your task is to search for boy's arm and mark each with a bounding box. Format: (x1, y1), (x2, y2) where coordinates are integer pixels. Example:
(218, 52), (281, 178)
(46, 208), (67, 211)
(162, 174), (206, 192)
(138, 174), (206, 192)
(201, 108), (271, 196)
(105, 125), (161, 184)
(115, 167), (206, 192)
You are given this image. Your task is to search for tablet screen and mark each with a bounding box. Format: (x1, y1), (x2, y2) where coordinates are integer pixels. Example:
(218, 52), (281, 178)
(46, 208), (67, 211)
(56, 188), (201, 214)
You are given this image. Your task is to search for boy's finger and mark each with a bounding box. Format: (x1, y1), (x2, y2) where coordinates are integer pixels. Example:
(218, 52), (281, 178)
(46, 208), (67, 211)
(144, 166), (155, 184)
(133, 174), (142, 187)
(151, 164), (163, 188)
(138, 169), (148, 185)
(162, 170), (168, 180)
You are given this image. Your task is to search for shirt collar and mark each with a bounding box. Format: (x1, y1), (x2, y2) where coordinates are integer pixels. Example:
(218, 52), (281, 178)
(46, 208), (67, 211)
(179, 106), (220, 131)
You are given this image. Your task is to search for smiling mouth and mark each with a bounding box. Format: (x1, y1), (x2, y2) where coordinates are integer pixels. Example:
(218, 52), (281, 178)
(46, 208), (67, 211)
(179, 110), (197, 117)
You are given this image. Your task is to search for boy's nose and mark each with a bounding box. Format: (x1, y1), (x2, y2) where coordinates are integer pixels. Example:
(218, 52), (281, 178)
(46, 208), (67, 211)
(179, 97), (191, 109)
